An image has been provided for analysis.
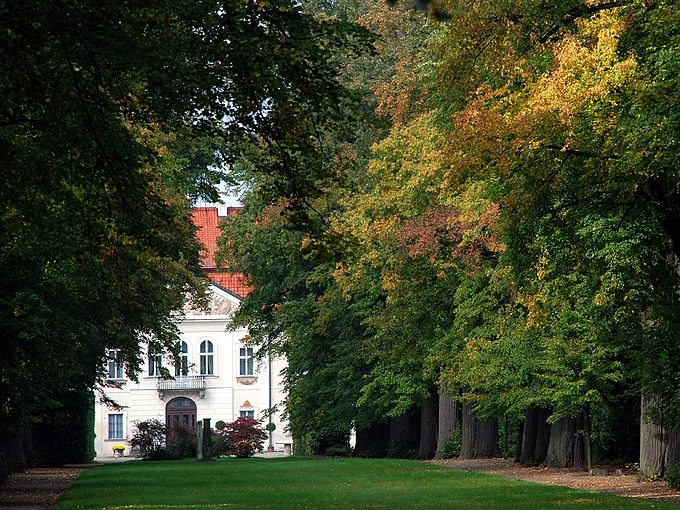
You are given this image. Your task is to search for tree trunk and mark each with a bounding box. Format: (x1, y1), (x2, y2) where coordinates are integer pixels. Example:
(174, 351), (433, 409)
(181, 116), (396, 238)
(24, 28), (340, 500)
(460, 402), (475, 459)
(459, 402), (502, 459)
(535, 408), (552, 464)
(514, 419), (524, 463)
(475, 417), (502, 458)
(584, 402), (593, 472)
(519, 406), (539, 464)
(519, 406), (551, 465)
(544, 411), (585, 469)
(435, 391), (460, 460)
(388, 408), (420, 458)
(665, 427), (680, 470)
(0, 427), (28, 476)
(639, 393), (680, 477)
(418, 396), (438, 460)
(354, 421), (390, 458)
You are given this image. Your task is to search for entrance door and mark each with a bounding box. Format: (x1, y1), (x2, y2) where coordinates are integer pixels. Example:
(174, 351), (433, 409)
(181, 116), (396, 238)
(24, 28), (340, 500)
(166, 397), (197, 428)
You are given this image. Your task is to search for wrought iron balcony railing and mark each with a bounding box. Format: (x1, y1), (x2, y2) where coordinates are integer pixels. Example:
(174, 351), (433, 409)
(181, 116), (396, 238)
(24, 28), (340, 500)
(157, 375), (206, 392)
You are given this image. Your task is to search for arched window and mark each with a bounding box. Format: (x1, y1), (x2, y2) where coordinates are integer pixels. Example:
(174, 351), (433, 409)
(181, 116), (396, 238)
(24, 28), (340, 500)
(199, 340), (214, 375)
(175, 341), (189, 376)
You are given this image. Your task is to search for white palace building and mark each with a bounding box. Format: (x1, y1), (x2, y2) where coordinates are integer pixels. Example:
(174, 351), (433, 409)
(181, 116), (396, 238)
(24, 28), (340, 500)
(93, 204), (290, 458)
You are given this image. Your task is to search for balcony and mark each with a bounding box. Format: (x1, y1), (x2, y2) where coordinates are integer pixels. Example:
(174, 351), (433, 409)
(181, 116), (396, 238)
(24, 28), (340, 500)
(157, 375), (206, 398)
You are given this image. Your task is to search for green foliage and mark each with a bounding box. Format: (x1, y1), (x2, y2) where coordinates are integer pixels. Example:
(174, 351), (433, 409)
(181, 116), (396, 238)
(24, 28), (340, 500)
(27, 388), (95, 467)
(218, 195), (379, 455)
(324, 443), (352, 457)
(590, 392), (640, 465)
(666, 462), (680, 491)
(0, 0), (377, 475)
(129, 420), (168, 461)
(167, 424), (197, 460)
(387, 440), (419, 460)
(291, 433), (317, 457)
(218, 0), (680, 470)
(438, 425), (462, 460)
(213, 417), (267, 458)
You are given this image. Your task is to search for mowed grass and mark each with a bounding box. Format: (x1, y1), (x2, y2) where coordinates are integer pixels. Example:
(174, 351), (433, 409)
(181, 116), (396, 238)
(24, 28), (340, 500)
(54, 457), (680, 510)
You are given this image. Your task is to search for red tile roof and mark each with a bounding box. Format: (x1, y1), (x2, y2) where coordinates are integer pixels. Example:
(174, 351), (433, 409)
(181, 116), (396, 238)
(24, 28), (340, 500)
(192, 207), (250, 298)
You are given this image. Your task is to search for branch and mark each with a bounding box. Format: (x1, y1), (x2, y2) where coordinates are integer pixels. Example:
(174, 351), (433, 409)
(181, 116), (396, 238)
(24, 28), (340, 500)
(539, 0), (632, 43)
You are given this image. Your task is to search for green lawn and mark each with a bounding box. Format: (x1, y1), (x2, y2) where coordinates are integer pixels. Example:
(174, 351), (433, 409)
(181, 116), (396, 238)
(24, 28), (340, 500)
(54, 457), (679, 510)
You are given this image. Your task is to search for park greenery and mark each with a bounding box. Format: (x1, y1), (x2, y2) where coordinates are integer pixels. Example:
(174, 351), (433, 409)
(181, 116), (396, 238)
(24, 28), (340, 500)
(129, 417), (266, 460)
(53, 457), (680, 509)
(4, 0), (680, 486)
(129, 419), (199, 461)
(213, 417), (268, 458)
(0, 0), (371, 478)
(217, 0), (680, 479)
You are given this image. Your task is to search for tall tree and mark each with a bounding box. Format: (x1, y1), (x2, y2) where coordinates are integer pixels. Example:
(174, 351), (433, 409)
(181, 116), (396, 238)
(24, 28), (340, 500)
(0, 0), (374, 476)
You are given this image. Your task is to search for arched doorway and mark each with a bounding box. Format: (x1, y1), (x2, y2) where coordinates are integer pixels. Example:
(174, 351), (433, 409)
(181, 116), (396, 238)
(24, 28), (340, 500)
(166, 397), (197, 428)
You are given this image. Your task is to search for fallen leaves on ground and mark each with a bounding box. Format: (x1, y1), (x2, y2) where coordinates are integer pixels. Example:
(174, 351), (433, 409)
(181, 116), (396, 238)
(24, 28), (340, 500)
(431, 458), (680, 504)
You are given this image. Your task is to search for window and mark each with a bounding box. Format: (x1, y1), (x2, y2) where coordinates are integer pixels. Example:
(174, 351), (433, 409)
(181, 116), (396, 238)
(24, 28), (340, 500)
(148, 347), (162, 377)
(107, 350), (124, 379)
(175, 341), (189, 376)
(199, 340), (214, 375)
(240, 410), (255, 419)
(108, 414), (123, 439)
(239, 347), (254, 376)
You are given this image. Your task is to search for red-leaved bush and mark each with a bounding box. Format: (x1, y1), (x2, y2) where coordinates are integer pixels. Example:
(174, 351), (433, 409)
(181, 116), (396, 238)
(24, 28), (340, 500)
(213, 417), (268, 458)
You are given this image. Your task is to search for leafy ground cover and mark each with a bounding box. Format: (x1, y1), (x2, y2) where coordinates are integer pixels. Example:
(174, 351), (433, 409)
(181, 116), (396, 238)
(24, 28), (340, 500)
(53, 457), (680, 510)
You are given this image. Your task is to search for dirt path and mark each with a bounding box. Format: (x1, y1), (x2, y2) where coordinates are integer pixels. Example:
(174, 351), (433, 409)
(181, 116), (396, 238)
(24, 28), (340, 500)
(0, 467), (88, 509)
(431, 458), (680, 504)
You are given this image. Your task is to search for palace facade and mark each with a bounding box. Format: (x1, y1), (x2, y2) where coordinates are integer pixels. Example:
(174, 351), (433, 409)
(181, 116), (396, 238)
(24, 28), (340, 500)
(93, 204), (290, 457)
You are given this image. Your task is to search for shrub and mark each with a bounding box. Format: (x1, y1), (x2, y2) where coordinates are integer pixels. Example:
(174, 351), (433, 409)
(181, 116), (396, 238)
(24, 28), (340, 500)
(437, 425), (462, 459)
(325, 444), (352, 456)
(388, 440), (419, 459)
(292, 433), (316, 457)
(167, 423), (197, 459)
(129, 419), (167, 460)
(666, 462), (680, 490)
(28, 388), (95, 466)
(213, 417), (267, 458)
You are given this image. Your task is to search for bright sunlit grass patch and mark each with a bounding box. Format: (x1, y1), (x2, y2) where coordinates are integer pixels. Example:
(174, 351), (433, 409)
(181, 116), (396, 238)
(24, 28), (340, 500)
(54, 456), (679, 510)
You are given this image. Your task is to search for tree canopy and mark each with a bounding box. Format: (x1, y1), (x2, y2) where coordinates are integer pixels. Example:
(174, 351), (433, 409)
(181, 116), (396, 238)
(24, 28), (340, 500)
(218, 0), (680, 471)
(0, 0), (374, 475)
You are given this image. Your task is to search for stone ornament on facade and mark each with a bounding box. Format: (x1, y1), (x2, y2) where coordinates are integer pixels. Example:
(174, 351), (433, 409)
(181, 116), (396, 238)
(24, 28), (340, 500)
(183, 294), (235, 316)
